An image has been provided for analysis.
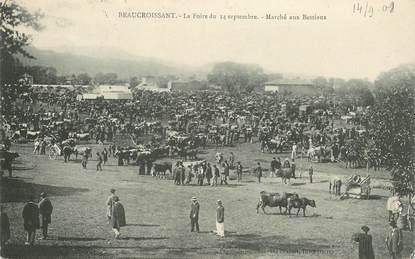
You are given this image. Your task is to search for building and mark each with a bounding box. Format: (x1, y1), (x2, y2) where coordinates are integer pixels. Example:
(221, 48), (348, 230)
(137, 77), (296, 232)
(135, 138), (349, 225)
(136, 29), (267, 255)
(263, 79), (316, 95)
(79, 84), (133, 100)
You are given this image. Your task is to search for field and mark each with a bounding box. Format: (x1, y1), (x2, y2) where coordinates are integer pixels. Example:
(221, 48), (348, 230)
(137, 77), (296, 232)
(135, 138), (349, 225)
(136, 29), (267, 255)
(1, 140), (413, 259)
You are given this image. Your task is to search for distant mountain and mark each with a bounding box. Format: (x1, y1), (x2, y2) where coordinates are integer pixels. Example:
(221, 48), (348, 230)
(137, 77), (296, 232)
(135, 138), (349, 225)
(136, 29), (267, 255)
(20, 46), (204, 79)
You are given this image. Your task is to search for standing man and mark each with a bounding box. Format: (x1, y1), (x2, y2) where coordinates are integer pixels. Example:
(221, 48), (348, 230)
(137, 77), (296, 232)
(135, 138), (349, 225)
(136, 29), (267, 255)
(96, 152), (103, 171)
(215, 200), (225, 238)
(386, 221), (402, 259)
(205, 163), (212, 185)
(254, 162), (262, 183)
(229, 152), (235, 169)
(212, 165), (219, 186)
(291, 160), (296, 179)
(38, 192), (53, 240)
(1, 205), (10, 248)
(22, 196), (40, 245)
(308, 166), (314, 183)
(236, 161), (243, 182)
(180, 162), (186, 185)
(220, 164), (227, 185)
(352, 225), (375, 259)
(173, 162), (182, 185)
(224, 161), (230, 184)
(106, 189), (116, 224)
(81, 152), (88, 169)
(292, 143), (298, 160)
(270, 157), (278, 178)
(111, 196), (126, 239)
(190, 197), (200, 232)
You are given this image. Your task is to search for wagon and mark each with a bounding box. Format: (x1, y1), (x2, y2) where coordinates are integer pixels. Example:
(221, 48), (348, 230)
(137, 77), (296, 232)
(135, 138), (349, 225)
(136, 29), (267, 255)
(341, 175), (371, 199)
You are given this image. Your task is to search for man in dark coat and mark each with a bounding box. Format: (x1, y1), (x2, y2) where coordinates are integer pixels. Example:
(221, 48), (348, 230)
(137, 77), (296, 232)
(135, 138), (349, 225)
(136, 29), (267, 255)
(236, 161), (243, 182)
(38, 192), (53, 240)
(352, 225), (375, 259)
(1, 205), (10, 247)
(254, 162), (262, 183)
(22, 196), (40, 245)
(270, 157), (278, 178)
(205, 163), (212, 185)
(111, 196), (126, 239)
(190, 197), (200, 232)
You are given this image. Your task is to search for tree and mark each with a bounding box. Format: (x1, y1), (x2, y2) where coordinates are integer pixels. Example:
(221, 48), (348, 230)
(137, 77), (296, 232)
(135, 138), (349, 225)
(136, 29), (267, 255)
(77, 73), (92, 85)
(207, 62), (267, 93)
(94, 72), (119, 85)
(312, 76), (333, 96)
(0, 1), (43, 84)
(366, 64), (415, 197)
(129, 76), (139, 88)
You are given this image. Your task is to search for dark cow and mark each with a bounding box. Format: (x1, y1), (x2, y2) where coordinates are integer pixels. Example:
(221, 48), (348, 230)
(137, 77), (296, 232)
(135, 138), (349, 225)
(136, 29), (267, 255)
(153, 162), (172, 179)
(276, 168), (294, 184)
(178, 148), (198, 160)
(287, 197), (316, 216)
(256, 191), (298, 214)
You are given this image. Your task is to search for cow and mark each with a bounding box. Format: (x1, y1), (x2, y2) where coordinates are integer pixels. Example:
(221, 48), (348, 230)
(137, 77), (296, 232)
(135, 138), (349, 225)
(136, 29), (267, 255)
(276, 168), (294, 184)
(152, 162), (172, 179)
(73, 146), (92, 160)
(178, 148), (197, 160)
(287, 197), (316, 217)
(256, 191), (299, 214)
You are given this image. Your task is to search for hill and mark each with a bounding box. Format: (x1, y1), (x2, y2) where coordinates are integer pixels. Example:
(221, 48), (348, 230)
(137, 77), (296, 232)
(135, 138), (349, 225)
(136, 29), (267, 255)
(20, 46), (202, 79)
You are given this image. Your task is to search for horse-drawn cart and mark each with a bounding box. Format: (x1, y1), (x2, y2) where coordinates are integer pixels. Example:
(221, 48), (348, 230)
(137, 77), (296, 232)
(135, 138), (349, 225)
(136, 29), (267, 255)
(341, 175), (371, 199)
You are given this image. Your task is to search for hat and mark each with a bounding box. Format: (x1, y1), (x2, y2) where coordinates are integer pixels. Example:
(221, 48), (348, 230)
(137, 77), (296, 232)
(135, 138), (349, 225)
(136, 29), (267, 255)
(191, 197), (197, 201)
(40, 192), (47, 198)
(361, 225), (370, 232)
(217, 200), (222, 205)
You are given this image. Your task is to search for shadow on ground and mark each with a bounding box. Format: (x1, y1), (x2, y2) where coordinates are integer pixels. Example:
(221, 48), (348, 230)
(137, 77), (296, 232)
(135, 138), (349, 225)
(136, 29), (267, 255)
(0, 177), (89, 202)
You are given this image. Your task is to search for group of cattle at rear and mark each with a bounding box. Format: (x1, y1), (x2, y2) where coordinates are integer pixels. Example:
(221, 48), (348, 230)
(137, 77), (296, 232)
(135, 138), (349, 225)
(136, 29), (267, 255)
(257, 191), (316, 217)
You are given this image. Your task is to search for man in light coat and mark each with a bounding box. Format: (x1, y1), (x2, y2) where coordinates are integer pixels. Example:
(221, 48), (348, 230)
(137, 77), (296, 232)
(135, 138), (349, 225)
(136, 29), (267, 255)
(215, 200), (225, 238)
(106, 189), (116, 224)
(190, 197), (200, 232)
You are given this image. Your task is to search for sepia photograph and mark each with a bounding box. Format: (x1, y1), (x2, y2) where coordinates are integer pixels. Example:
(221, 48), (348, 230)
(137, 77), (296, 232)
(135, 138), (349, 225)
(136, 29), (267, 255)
(0, 0), (414, 258)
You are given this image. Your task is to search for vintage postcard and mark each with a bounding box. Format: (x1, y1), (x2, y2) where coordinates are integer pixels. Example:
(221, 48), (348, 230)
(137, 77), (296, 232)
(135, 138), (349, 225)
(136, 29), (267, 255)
(0, 0), (414, 258)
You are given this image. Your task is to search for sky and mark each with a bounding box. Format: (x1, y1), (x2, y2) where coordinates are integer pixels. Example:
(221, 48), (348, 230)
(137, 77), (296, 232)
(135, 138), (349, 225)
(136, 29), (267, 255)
(18, 0), (415, 80)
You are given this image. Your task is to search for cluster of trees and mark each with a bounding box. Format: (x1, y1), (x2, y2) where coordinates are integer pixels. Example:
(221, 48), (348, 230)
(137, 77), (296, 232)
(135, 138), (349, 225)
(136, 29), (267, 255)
(365, 64), (415, 196)
(207, 62), (268, 93)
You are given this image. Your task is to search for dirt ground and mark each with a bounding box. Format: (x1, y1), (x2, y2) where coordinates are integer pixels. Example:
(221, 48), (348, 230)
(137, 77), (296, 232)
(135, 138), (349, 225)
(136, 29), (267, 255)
(1, 141), (413, 258)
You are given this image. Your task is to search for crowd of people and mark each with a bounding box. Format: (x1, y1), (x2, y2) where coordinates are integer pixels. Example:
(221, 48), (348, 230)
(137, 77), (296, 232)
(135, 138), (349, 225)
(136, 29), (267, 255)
(1, 85), (412, 258)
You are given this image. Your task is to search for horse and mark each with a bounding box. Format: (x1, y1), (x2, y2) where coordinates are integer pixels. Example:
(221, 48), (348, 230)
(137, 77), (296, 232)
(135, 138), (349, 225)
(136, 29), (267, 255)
(287, 197), (316, 216)
(329, 177), (342, 195)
